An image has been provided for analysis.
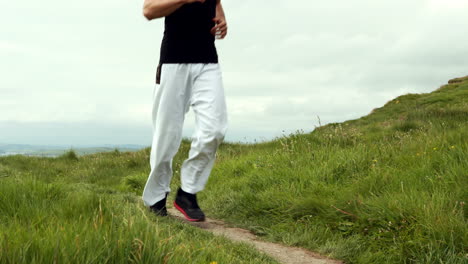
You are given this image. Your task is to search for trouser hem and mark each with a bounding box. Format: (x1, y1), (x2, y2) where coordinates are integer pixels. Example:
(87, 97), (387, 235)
(142, 191), (170, 207)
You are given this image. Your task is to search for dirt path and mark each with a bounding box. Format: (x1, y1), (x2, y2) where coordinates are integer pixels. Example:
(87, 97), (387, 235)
(168, 208), (342, 264)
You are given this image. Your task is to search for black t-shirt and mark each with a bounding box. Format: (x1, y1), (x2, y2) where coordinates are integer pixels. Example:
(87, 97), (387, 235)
(159, 0), (218, 63)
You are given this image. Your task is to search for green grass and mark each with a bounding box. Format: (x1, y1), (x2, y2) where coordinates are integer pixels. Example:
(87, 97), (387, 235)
(1, 76), (467, 263)
(199, 77), (468, 263)
(0, 152), (277, 263)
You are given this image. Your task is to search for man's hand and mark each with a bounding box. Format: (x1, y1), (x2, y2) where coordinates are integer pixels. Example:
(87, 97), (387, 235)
(211, 18), (227, 39)
(210, 1), (227, 39)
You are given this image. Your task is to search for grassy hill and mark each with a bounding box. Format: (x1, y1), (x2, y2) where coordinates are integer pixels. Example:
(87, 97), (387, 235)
(201, 76), (467, 263)
(0, 151), (276, 263)
(1, 76), (467, 263)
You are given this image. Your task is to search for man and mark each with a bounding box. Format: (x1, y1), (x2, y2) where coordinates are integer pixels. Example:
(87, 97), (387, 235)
(141, 0), (228, 222)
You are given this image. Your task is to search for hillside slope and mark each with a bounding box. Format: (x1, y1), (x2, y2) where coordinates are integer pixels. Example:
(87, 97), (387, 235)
(0, 153), (277, 261)
(1, 76), (466, 263)
(195, 76), (467, 263)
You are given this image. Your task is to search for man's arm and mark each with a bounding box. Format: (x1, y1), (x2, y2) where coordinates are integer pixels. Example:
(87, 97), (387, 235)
(211, 0), (228, 39)
(143, 0), (205, 20)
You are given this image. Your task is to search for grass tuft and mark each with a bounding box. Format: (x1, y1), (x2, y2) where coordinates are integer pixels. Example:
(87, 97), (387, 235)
(59, 149), (79, 161)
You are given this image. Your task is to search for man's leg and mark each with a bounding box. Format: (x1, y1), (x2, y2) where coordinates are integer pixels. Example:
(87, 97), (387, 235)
(180, 63), (228, 194)
(173, 63), (227, 222)
(142, 64), (192, 208)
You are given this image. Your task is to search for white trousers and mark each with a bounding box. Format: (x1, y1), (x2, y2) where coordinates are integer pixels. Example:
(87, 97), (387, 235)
(142, 63), (228, 207)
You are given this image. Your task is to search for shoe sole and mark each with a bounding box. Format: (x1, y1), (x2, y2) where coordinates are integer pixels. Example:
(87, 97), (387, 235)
(173, 201), (205, 222)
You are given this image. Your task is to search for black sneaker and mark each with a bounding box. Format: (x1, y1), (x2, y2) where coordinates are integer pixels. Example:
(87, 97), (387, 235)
(149, 193), (168, 217)
(174, 188), (205, 222)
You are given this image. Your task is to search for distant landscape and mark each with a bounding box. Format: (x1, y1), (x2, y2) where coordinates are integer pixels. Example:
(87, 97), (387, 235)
(0, 143), (146, 157)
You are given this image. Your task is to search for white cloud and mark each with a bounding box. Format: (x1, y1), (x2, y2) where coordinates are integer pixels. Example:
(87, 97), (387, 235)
(1, 0), (468, 145)
(428, 0), (468, 9)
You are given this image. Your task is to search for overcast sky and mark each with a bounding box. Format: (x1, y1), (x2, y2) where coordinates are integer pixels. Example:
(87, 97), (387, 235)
(1, 0), (467, 146)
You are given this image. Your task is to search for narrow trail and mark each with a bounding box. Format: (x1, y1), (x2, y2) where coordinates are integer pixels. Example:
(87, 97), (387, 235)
(168, 208), (342, 264)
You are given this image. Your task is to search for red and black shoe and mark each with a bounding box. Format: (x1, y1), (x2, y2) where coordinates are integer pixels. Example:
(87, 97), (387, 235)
(173, 188), (206, 222)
